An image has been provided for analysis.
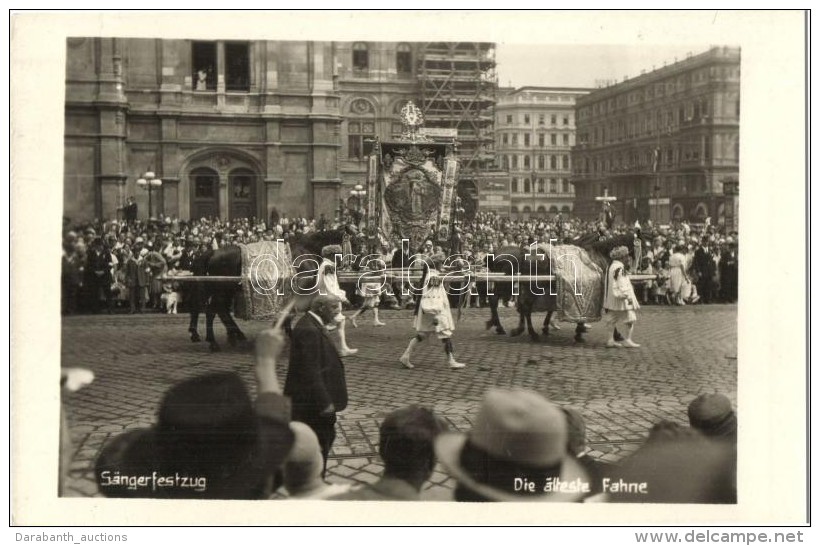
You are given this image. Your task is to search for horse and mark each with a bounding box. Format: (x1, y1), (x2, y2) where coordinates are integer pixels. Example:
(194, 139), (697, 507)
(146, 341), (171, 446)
(483, 233), (644, 343)
(188, 228), (354, 352)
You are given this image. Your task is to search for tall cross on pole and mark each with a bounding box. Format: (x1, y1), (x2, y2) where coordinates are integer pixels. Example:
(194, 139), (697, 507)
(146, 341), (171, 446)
(595, 187), (617, 229)
(594, 187), (617, 203)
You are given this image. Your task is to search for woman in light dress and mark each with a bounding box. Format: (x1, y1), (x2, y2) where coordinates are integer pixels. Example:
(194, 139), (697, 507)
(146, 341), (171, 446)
(667, 245), (689, 306)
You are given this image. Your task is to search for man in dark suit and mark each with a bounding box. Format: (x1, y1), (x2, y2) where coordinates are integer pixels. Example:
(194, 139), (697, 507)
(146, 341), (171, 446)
(284, 294), (348, 477)
(694, 237), (717, 303)
(124, 196), (138, 223)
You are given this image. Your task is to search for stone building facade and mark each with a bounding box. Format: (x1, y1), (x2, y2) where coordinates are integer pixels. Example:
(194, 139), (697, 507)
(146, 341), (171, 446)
(494, 86), (590, 219)
(64, 38), (342, 223)
(64, 38), (499, 224)
(570, 46), (740, 229)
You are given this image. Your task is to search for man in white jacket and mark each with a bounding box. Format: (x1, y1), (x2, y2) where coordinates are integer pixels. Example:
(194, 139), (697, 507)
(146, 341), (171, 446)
(603, 246), (641, 348)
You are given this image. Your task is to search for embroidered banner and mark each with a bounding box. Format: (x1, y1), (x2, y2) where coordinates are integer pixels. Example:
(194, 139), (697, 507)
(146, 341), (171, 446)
(235, 240), (295, 321)
(436, 156), (458, 242)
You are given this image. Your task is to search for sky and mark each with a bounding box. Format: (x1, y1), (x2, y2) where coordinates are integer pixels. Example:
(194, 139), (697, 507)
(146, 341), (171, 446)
(495, 43), (711, 89)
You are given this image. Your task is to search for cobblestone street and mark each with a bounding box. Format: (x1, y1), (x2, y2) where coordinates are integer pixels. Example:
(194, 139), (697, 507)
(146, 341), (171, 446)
(61, 304), (737, 499)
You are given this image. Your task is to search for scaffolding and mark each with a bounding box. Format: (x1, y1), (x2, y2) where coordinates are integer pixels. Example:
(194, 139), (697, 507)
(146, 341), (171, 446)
(418, 42), (497, 178)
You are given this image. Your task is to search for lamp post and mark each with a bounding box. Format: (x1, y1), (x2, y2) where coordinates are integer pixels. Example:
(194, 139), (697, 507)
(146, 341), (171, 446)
(136, 169), (163, 220)
(350, 183), (366, 227)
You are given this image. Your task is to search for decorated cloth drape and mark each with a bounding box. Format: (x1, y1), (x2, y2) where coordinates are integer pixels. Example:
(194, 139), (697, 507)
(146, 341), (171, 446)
(548, 244), (605, 323)
(235, 240), (295, 320)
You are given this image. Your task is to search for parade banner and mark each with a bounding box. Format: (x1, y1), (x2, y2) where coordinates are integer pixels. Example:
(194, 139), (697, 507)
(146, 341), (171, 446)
(366, 151), (378, 226)
(436, 155), (458, 242)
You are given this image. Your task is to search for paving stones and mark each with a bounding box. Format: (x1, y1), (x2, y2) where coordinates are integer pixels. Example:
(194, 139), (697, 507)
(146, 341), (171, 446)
(61, 304), (737, 498)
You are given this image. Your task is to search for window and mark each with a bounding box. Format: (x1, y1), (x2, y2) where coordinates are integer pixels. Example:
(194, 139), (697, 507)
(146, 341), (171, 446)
(562, 156), (569, 170)
(511, 155), (518, 169)
(550, 155), (557, 170)
(549, 178), (557, 193)
(562, 134), (569, 145)
(550, 114), (557, 125)
(506, 114), (513, 124)
(524, 133), (530, 147)
(562, 179), (570, 193)
(538, 114), (545, 125)
(502, 133), (509, 145)
(550, 134), (557, 146)
(538, 134), (545, 147)
(538, 155), (545, 170)
(194, 171), (218, 198)
(511, 178), (518, 192)
(502, 155), (509, 170)
(353, 42), (369, 71)
(192, 41), (217, 91)
(524, 179), (531, 193)
(347, 121), (375, 159)
(512, 134), (518, 145)
(563, 115), (569, 126)
(537, 179), (545, 193)
(523, 155), (531, 169)
(396, 44), (412, 76)
(524, 114), (530, 124)
(225, 42), (250, 92)
(230, 169), (254, 199)
(704, 136), (711, 160)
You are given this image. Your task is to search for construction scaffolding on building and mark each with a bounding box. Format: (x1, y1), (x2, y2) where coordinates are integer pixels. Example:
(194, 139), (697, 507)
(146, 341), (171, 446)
(418, 42), (498, 216)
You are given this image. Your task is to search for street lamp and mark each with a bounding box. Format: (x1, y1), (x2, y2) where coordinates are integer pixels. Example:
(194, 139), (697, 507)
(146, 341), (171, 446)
(136, 169), (163, 220)
(349, 183), (366, 226)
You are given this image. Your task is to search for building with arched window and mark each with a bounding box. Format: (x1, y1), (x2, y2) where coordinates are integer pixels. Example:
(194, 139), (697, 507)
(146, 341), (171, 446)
(63, 38), (343, 222)
(63, 39), (504, 223)
(571, 46), (740, 229)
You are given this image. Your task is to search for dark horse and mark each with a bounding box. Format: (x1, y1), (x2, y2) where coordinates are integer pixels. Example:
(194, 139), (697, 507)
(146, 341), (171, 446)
(483, 233), (643, 343)
(188, 228), (354, 351)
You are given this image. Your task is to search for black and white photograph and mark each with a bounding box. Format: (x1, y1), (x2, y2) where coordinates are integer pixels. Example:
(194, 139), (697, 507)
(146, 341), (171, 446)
(11, 10), (808, 526)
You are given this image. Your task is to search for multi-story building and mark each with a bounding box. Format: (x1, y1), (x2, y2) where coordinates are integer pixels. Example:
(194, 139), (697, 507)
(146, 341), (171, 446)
(64, 38), (499, 224)
(335, 41), (418, 214)
(64, 38), (342, 223)
(494, 86), (590, 219)
(571, 46), (740, 229)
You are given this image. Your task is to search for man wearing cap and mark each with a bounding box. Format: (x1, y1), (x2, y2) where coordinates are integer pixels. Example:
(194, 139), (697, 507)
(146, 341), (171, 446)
(687, 393), (737, 444)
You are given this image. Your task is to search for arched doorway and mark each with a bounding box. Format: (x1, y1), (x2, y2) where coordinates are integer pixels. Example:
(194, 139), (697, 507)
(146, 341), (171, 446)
(671, 204), (684, 222)
(228, 168), (257, 220)
(694, 202), (709, 223)
(190, 167), (219, 220)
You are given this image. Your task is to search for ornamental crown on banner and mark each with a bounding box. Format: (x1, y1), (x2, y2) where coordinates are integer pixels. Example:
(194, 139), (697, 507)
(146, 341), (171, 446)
(364, 101), (460, 251)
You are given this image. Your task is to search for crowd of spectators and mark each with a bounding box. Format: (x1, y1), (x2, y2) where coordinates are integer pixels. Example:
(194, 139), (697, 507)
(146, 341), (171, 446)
(89, 324), (737, 503)
(61, 210), (738, 315)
